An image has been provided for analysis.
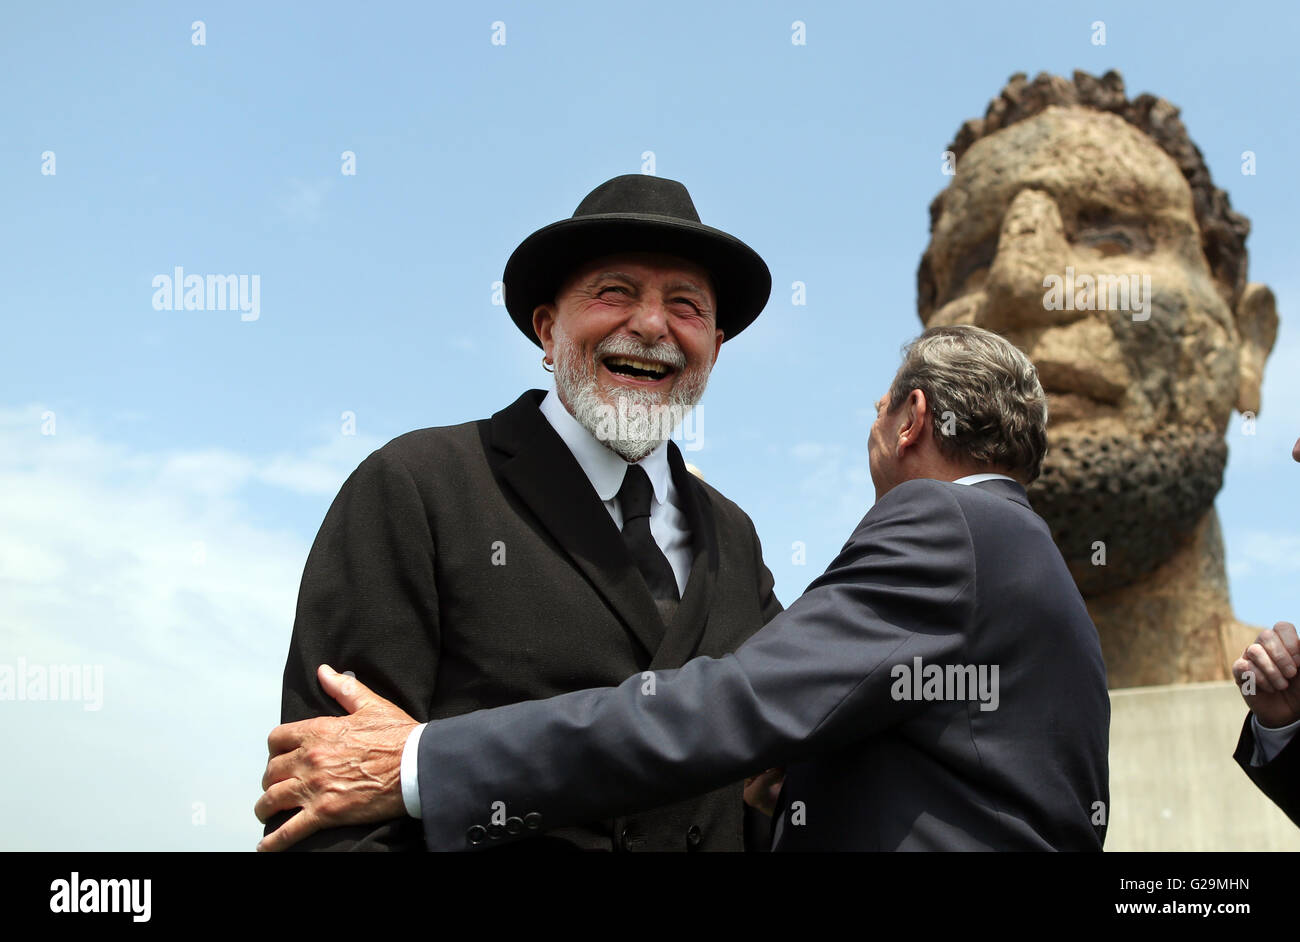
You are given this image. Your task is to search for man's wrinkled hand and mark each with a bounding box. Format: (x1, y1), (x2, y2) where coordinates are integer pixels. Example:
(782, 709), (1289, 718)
(254, 664), (416, 851)
(1233, 621), (1300, 730)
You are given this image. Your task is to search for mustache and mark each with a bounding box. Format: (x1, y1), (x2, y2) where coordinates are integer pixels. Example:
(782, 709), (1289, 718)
(592, 335), (687, 372)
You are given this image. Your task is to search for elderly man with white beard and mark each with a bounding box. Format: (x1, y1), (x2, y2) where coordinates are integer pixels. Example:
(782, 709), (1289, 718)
(256, 174), (785, 852)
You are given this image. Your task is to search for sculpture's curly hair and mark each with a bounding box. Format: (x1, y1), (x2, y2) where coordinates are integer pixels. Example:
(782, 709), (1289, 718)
(925, 70), (1251, 311)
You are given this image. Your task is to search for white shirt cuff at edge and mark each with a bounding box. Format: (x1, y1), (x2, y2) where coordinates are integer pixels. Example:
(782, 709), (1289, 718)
(401, 723), (427, 819)
(1252, 713), (1300, 766)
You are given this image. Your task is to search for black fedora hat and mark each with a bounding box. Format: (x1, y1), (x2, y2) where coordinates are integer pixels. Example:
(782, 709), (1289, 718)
(503, 174), (771, 347)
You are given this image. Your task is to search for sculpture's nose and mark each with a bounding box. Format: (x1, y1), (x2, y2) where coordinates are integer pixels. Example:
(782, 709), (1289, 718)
(978, 188), (1084, 333)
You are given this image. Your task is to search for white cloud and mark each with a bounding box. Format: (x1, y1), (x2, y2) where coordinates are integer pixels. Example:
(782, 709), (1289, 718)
(258, 431), (383, 496)
(789, 441), (830, 461)
(788, 440), (874, 531)
(0, 405), (380, 849)
(278, 177), (335, 223)
(1235, 530), (1300, 573)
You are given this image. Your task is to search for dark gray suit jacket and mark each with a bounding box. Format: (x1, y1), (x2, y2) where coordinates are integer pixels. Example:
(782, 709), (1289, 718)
(268, 389), (782, 851)
(411, 476), (1111, 851)
(1233, 717), (1300, 827)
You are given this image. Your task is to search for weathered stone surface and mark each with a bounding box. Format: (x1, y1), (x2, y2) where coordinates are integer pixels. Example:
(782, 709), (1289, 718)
(919, 71), (1279, 688)
(1028, 425), (1227, 597)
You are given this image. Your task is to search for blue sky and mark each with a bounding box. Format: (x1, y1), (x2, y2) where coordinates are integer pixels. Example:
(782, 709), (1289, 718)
(3, 1), (1298, 849)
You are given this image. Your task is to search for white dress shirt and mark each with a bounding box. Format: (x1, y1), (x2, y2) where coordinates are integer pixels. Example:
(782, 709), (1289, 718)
(951, 472), (1018, 486)
(400, 386), (694, 818)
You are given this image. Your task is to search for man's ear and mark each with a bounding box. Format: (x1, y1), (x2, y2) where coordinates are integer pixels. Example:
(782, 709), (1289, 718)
(897, 389), (929, 453)
(532, 304), (557, 360)
(1235, 283), (1278, 416)
(711, 328), (724, 366)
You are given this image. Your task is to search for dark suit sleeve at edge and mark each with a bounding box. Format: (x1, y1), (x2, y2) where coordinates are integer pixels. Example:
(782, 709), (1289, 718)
(1233, 714), (1300, 828)
(415, 479), (975, 851)
(266, 446), (439, 851)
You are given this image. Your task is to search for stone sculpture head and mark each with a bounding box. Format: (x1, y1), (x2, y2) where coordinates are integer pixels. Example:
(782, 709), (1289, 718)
(919, 70), (1277, 597)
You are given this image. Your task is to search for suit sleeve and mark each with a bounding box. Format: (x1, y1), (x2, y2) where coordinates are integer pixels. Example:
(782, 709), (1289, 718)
(415, 479), (975, 851)
(266, 447), (440, 851)
(1233, 715), (1300, 828)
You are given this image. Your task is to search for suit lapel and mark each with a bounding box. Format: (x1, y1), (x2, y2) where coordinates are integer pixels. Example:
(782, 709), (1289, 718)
(648, 443), (719, 669)
(490, 390), (665, 658)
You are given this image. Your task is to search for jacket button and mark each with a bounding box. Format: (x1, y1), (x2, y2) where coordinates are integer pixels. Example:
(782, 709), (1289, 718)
(506, 816), (524, 835)
(487, 823), (505, 840)
(466, 825), (486, 846)
(523, 812), (543, 830)
(686, 825), (702, 848)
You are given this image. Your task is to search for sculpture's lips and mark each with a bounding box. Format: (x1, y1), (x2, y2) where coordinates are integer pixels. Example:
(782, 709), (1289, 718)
(996, 323), (1131, 408)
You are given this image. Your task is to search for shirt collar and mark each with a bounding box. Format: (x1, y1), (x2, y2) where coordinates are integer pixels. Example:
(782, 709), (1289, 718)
(951, 472), (1018, 486)
(538, 386), (674, 505)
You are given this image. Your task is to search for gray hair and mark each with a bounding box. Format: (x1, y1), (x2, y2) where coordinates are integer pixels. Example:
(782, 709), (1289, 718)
(887, 325), (1049, 484)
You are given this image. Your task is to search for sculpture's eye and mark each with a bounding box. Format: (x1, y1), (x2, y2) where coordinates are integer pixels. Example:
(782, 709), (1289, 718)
(950, 234), (999, 295)
(1071, 209), (1151, 257)
(1077, 228), (1134, 257)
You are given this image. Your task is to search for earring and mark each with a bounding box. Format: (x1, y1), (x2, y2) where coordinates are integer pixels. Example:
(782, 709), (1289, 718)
(542, 356), (554, 373)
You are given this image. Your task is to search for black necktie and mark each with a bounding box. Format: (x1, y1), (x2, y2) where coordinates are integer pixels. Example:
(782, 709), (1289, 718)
(616, 464), (680, 604)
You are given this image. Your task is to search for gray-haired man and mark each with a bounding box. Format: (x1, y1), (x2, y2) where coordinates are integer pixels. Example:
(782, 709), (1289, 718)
(265, 324), (1111, 851)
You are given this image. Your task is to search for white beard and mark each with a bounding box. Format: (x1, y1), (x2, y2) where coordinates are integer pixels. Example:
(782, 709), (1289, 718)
(552, 328), (709, 463)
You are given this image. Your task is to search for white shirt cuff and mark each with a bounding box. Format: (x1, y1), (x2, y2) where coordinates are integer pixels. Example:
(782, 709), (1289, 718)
(401, 723), (427, 819)
(1251, 713), (1300, 766)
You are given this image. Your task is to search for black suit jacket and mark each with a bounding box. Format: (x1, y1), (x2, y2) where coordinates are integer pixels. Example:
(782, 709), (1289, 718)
(266, 389), (782, 850)
(409, 477), (1111, 850)
(1233, 716), (1300, 827)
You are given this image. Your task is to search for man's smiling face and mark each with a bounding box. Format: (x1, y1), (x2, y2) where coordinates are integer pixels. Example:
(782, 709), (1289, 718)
(533, 251), (723, 460)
